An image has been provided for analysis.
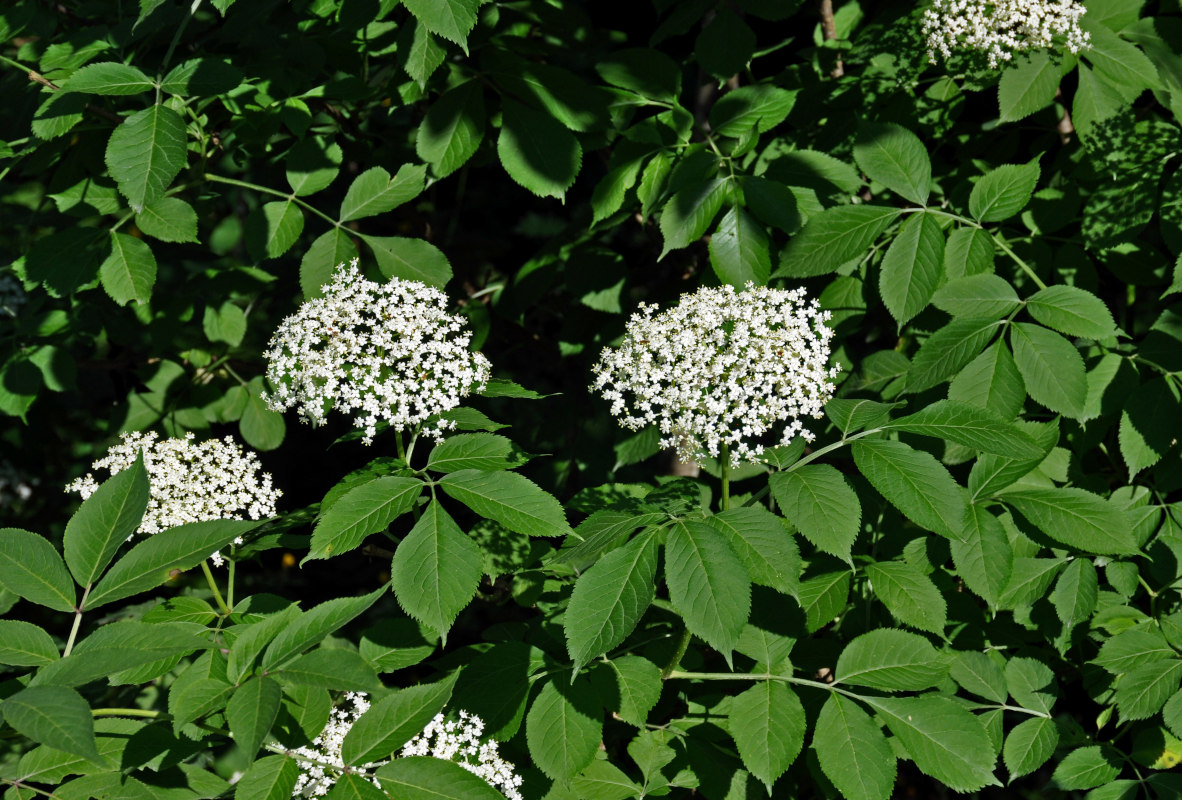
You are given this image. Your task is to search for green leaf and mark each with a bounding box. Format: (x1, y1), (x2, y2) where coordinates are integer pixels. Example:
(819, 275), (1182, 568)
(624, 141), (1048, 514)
(61, 62), (153, 95)
(377, 756), (505, 800)
(798, 568), (851, 633)
(0, 620), (59, 666)
(1051, 746), (1121, 791)
(907, 317), (1002, 393)
(64, 455), (149, 589)
(105, 105), (187, 213)
(1051, 558), (1099, 631)
(300, 228), (357, 298)
(401, 0), (479, 50)
(943, 226), (995, 279)
(950, 505), (1013, 607)
(565, 530), (658, 672)
(390, 500), (483, 637)
(862, 695), (998, 792)
(950, 652), (1007, 703)
(607, 656), (662, 727)
(1165, 691), (1182, 739)
(0, 528), (76, 612)
(1120, 378), (1182, 476)
(1009, 322), (1087, 419)
(425, 434), (529, 473)
(572, 760), (641, 800)
(879, 211), (944, 327)
(136, 197), (198, 243)
(32, 91), (87, 140)
(241, 380), (286, 452)
(327, 773), (389, 800)
(708, 85), (796, 137)
(775, 205), (899, 278)
(342, 673), (459, 765)
(359, 617), (438, 673)
(1094, 627), (1175, 674)
(1026, 285), (1118, 340)
(729, 681), (804, 792)
(526, 678), (602, 781)
(440, 469), (571, 538)
(416, 81), (484, 179)
(285, 139), (342, 196)
(226, 676), (282, 757)
(1004, 488), (1137, 555)
(1115, 659), (1182, 720)
(400, 21), (445, 87)
(665, 520), (751, 661)
(853, 123), (931, 205)
(708, 205), (771, 287)
(814, 693), (896, 800)
(1085, 25), (1161, 100)
(1005, 656), (1056, 714)
(159, 58), (242, 96)
(364, 235), (452, 287)
(969, 159), (1040, 222)
(33, 621), (205, 687)
(834, 628), (947, 691)
(695, 7), (756, 79)
(1000, 558), (1068, 610)
(246, 200), (304, 261)
(203, 300), (247, 347)
(307, 477), (423, 562)
(948, 343), (1026, 420)
(595, 48), (681, 102)
(497, 98), (581, 200)
(262, 585), (387, 670)
(1, 686), (102, 763)
(234, 755), (299, 800)
(967, 420), (1058, 500)
(1003, 716), (1059, 781)
(339, 164), (426, 222)
(864, 561), (946, 634)
(658, 176), (727, 258)
(885, 400), (1042, 459)
(999, 52), (1060, 121)
(769, 465), (859, 563)
(87, 519), (259, 609)
(740, 175), (802, 235)
(852, 439), (967, 541)
(99, 232), (156, 306)
(705, 507), (800, 596)
(274, 649), (383, 692)
(932, 275), (1021, 320)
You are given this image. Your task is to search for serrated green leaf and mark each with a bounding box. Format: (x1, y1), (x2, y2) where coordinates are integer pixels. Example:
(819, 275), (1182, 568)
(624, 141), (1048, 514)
(863, 695), (998, 792)
(1010, 322), (1087, 419)
(234, 755), (299, 800)
(608, 656), (662, 727)
(705, 507), (800, 596)
(300, 228), (357, 298)
(0, 528), (76, 612)
(326, 772), (389, 800)
(0, 620), (58, 666)
(932, 274), (1021, 320)
(246, 200), (303, 261)
(886, 400), (1041, 459)
(285, 139), (342, 196)
(241, 378), (285, 452)
(425, 434), (529, 473)
(852, 439), (967, 541)
(339, 164), (426, 223)
(390, 500), (483, 637)
(658, 176), (727, 258)
(307, 477), (423, 562)
(999, 52), (1059, 121)
(1085, 24), (1161, 100)
(729, 681), (804, 792)
(709, 85), (796, 137)
(951, 651), (1007, 703)
(1003, 716), (1058, 781)
(769, 465), (859, 563)
(62, 62), (153, 95)
(1004, 488), (1137, 555)
(417, 81), (484, 179)
(1164, 691), (1182, 739)
(400, 21), (445, 87)
(440, 469), (571, 538)
(377, 756), (505, 800)
(1006, 656), (1056, 714)
(879, 211), (944, 327)
(571, 759), (641, 800)
(401, 0), (479, 49)
(564, 530), (658, 672)
(1120, 378), (1182, 476)
(814, 693), (896, 800)
(526, 677), (602, 781)
(1051, 746), (1121, 791)
(100, 232), (156, 306)
(853, 123), (931, 205)
(1000, 558), (1068, 610)
(1051, 558), (1098, 631)
(968, 420), (1058, 500)
(226, 676), (282, 757)
(775, 205), (899, 278)
(1, 686), (102, 763)
(969, 159), (1040, 222)
(1026, 285), (1117, 340)
(943, 226), (995, 279)
(1094, 627), (1174, 674)
(159, 58), (242, 96)
(709, 205), (771, 287)
(595, 48), (681, 102)
(948, 342), (1026, 420)
(262, 585), (386, 670)
(363, 235), (452, 287)
(1115, 659), (1182, 720)
(907, 317), (1002, 393)
(342, 673), (458, 765)
(798, 567), (851, 633)
(665, 520), (751, 661)
(834, 628), (947, 691)
(64, 455), (149, 589)
(203, 300), (247, 347)
(950, 504), (1013, 607)
(136, 197), (198, 243)
(865, 561), (946, 634)
(33, 621), (205, 687)
(274, 649), (383, 692)
(87, 519), (259, 609)
(497, 98), (580, 200)
(105, 105), (187, 213)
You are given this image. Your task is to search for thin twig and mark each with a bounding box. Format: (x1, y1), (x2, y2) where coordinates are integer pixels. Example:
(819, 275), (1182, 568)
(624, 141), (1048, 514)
(820, 0), (844, 78)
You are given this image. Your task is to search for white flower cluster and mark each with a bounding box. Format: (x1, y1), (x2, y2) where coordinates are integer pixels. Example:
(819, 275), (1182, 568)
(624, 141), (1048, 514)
(289, 695), (523, 800)
(262, 260), (492, 445)
(401, 711), (523, 800)
(591, 283), (838, 467)
(64, 431), (280, 566)
(292, 693), (382, 798)
(0, 274), (26, 318)
(922, 0), (1089, 68)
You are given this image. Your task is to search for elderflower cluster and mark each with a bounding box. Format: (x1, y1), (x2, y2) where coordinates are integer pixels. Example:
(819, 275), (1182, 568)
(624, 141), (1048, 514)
(290, 696), (523, 800)
(401, 711), (523, 800)
(591, 283), (838, 467)
(922, 0), (1090, 68)
(64, 431), (280, 566)
(262, 260), (492, 445)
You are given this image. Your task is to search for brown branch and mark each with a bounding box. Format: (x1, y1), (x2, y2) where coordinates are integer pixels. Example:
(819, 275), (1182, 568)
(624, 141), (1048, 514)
(819, 0), (844, 78)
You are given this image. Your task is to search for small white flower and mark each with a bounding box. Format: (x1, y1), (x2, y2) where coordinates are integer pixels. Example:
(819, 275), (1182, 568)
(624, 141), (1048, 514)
(591, 283), (838, 467)
(922, 0), (1090, 69)
(64, 431), (280, 565)
(262, 259), (492, 445)
(292, 693), (382, 798)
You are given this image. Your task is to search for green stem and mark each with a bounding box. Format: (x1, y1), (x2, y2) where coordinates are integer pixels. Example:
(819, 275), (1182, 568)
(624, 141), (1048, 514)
(720, 444), (731, 511)
(921, 208), (1048, 290)
(92, 708), (165, 719)
(63, 584), (92, 657)
(661, 626), (694, 678)
(969, 703), (1051, 719)
(205, 174), (342, 229)
(226, 556), (236, 610)
(0, 778), (63, 800)
(202, 561), (231, 616)
(665, 669), (863, 700)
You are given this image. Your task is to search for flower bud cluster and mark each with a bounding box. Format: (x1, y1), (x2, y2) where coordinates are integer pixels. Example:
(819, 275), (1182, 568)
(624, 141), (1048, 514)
(401, 711), (523, 800)
(922, 0), (1089, 68)
(64, 431), (280, 565)
(262, 260), (492, 445)
(591, 283), (838, 467)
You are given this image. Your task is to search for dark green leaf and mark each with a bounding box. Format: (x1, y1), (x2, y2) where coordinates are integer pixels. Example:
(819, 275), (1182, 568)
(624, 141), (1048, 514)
(440, 469), (571, 538)
(798, 568), (850, 633)
(307, 477), (423, 562)
(377, 756), (504, 800)
(705, 507), (800, 596)
(1115, 659), (1182, 720)
(262, 585), (387, 670)
(834, 628), (947, 691)
(769, 465), (859, 563)
(658, 176), (727, 258)
(865, 561), (946, 634)
(417, 81), (484, 179)
(136, 197), (198, 243)
(1, 686), (101, 763)
(285, 139), (342, 196)
(695, 7), (755, 80)
(947, 343), (1026, 420)
(1003, 717), (1058, 781)
(998, 52), (1059, 122)
(665, 520), (751, 660)
(274, 649), (383, 692)
(300, 228), (358, 298)
(932, 274), (1021, 320)
(709, 85), (796, 137)
(0, 528), (76, 612)
(62, 62), (153, 95)
(853, 123), (931, 205)
(709, 205), (772, 287)
(969, 159), (1040, 222)
(425, 434), (529, 473)
(226, 676), (282, 758)
(234, 755), (299, 800)
(907, 317), (1002, 393)
(0, 620), (59, 666)
(1094, 627), (1175, 674)
(497, 98), (581, 200)
(64, 455), (149, 589)
(729, 681), (804, 792)
(879, 211), (944, 326)
(1026, 285), (1118, 340)
(1120, 378), (1182, 476)
(1004, 488), (1137, 555)
(33, 621), (205, 687)
(950, 651), (1007, 703)
(341, 673), (459, 765)
(339, 165), (426, 223)
(775, 205), (900, 278)
(595, 48), (680, 102)
(885, 400), (1042, 459)
(526, 678), (602, 781)
(943, 227), (995, 279)
(852, 439), (967, 541)
(1005, 656), (1056, 715)
(1009, 322), (1087, 419)
(105, 105), (187, 213)
(1051, 746), (1121, 791)
(1051, 558), (1098, 631)
(607, 656), (662, 727)
(814, 693), (896, 800)
(950, 504), (1012, 607)
(364, 235), (452, 287)
(99, 232), (156, 306)
(401, 0), (479, 49)
(159, 58), (242, 96)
